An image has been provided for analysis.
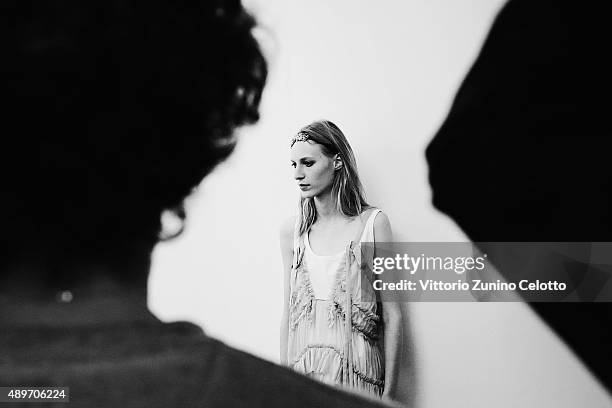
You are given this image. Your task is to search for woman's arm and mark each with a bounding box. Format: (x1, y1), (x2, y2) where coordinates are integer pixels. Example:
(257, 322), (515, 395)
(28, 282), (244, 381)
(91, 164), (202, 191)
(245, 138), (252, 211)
(373, 212), (404, 401)
(279, 216), (296, 365)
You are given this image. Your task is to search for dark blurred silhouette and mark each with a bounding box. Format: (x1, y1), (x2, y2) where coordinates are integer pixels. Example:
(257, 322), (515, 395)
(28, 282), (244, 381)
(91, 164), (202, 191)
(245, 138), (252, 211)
(0, 1), (393, 407)
(427, 0), (612, 393)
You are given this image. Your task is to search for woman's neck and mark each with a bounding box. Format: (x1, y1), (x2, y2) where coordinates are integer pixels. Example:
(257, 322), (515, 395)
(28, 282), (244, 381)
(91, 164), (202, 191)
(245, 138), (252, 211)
(313, 189), (341, 221)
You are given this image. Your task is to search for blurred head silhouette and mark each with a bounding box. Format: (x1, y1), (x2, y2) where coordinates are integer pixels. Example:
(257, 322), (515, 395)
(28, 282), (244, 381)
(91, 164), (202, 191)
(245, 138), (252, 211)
(425, 0), (612, 391)
(1, 0), (267, 291)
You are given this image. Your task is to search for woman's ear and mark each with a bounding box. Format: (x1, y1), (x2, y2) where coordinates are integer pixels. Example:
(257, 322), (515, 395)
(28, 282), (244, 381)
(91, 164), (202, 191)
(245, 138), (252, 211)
(333, 155), (343, 170)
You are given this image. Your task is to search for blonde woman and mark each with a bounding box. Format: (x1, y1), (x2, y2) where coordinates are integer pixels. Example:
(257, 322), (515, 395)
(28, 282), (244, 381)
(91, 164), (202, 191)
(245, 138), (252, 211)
(280, 120), (403, 400)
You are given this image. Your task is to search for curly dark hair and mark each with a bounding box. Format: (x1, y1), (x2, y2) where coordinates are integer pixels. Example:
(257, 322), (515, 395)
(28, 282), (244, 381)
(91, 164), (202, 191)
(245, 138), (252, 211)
(1, 0), (267, 283)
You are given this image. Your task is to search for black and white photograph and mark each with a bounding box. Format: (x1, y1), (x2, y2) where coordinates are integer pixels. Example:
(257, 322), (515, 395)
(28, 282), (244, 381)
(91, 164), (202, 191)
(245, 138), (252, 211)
(1, 0), (610, 407)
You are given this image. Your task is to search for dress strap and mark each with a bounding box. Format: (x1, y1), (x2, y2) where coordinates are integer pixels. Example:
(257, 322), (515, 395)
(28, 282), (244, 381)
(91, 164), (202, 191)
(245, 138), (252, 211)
(343, 244), (354, 387)
(359, 208), (381, 243)
(292, 216), (301, 269)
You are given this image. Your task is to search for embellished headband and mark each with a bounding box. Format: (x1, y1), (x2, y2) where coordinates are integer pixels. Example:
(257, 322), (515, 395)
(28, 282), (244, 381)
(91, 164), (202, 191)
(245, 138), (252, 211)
(290, 131), (310, 147)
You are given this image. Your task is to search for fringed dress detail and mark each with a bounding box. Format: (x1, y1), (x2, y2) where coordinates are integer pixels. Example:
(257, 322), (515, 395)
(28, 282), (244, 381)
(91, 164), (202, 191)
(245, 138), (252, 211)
(286, 209), (384, 397)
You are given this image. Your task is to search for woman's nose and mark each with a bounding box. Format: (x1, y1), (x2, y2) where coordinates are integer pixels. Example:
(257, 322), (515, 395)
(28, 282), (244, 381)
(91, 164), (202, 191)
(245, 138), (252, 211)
(294, 167), (304, 180)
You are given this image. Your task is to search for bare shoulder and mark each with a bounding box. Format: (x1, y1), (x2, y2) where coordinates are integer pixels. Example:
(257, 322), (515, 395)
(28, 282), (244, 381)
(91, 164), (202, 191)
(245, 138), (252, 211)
(373, 210), (390, 228)
(279, 215), (297, 248)
(372, 210), (392, 242)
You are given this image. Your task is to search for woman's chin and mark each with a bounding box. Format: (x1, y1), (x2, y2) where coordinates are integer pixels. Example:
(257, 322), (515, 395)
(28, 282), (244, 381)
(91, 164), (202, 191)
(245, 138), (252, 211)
(299, 190), (316, 199)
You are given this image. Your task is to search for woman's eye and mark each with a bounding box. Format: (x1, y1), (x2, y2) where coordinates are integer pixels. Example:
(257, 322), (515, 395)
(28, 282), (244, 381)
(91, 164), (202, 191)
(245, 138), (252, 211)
(290, 162), (296, 168)
(304, 161), (314, 167)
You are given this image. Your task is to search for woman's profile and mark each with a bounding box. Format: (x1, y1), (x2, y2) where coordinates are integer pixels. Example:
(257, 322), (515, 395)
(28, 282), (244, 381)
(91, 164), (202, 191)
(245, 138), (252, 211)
(280, 120), (403, 400)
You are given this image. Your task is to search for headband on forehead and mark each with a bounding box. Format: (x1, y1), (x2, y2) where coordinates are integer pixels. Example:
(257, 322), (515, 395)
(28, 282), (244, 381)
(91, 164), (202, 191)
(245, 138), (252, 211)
(290, 131), (310, 147)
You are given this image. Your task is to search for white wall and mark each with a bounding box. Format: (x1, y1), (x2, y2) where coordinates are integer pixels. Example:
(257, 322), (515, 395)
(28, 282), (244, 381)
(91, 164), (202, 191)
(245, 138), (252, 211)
(149, 1), (610, 406)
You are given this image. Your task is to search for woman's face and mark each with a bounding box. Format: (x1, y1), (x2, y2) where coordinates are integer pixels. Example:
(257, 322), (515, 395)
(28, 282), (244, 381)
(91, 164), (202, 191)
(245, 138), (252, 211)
(290, 141), (335, 199)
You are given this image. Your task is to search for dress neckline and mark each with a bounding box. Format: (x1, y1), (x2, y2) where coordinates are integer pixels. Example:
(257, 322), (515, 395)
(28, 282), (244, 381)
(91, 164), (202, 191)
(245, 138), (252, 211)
(305, 230), (346, 258)
(303, 208), (379, 257)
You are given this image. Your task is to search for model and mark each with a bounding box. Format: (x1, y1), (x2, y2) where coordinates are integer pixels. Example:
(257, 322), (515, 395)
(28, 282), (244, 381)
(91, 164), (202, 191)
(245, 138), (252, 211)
(280, 120), (402, 400)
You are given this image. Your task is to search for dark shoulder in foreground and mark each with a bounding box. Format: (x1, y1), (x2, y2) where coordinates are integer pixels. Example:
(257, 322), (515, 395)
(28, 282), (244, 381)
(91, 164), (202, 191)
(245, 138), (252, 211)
(203, 337), (397, 408)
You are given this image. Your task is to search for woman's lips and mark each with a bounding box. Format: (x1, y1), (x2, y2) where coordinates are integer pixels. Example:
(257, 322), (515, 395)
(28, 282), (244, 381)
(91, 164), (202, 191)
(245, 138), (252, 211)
(299, 184), (310, 190)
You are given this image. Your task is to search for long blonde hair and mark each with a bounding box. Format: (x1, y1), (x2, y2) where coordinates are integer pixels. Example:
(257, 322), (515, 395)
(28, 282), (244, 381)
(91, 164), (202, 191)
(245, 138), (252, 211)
(293, 120), (369, 235)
